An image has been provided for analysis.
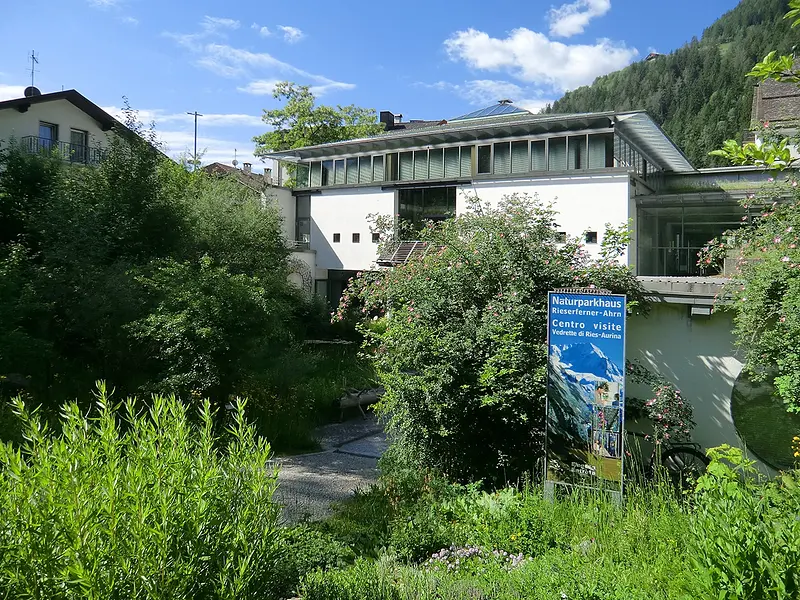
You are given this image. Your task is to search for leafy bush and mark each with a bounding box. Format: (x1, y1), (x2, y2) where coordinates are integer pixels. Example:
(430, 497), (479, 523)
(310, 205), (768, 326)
(271, 525), (356, 598)
(0, 385), (282, 599)
(690, 444), (800, 599)
(337, 194), (647, 485)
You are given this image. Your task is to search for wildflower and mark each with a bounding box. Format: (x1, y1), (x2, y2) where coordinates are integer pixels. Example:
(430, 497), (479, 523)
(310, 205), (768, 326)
(782, 256), (791, 262)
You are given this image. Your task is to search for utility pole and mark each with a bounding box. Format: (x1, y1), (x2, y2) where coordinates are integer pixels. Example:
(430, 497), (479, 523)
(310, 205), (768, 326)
(29, 50), (38, 87)
(186, 111), (203, 170)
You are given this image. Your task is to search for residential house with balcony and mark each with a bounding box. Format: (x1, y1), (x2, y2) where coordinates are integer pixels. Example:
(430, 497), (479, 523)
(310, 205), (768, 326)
(0, 87), (122, 165)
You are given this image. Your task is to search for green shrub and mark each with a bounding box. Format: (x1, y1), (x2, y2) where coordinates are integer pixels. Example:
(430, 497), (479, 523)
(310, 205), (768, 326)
(690, 444), (800, 599)
(337, 195), (647, 486)
(0, 385), (282, 599)
(271, 525), (356, 598)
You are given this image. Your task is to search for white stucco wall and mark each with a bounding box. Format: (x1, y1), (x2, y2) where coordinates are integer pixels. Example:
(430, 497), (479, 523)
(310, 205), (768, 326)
(0, 99), (111, 148)
(265, 186), (295, 242)
(310, 187), (395, 271)
(458, 174), (633, 264)
(626, 303), (773, 475)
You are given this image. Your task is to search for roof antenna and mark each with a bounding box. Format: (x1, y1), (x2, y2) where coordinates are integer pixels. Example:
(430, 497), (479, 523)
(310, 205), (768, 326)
(29, 50), (38, 87)
(232, 149), (239, 168)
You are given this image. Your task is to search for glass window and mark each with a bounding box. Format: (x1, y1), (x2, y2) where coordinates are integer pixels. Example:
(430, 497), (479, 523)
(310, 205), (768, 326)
(429, 148), (444, 179)
(548, 137), (567, 171)
(352, 233), (361, 243)
(588, 133), (614, 169)
(398, 187), (457, 232)
(444, 147), (460, 178)
(413, 150), (428, 180)
(556, 232), (567, 243)
(70, 129), (88, 163)
(372, 232), (380, 243)
(493, 142), (510, 175)
(296, 163), (310, 187)
(399, 152), (413, 181)
(334, 159), (345, 185)
(477, 145), (492, 174)
(460, 146), (473, 177)
(333, 233), (341, 243)
(568, 135), (586, 170)
(531, 140), (546, 171)
(321, 160), (333, 186)
(511, 140), (528, 174)
(373, 155), (385, 181)
(585, 231), (598, 244)
(295, 196), (311, 246)
(346, 157), (358, 184)
(310, 162), (322, 186)
(358, 156), (372, 184)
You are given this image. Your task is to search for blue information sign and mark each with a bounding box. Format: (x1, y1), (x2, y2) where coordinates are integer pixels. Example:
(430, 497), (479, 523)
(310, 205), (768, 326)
(545, 291), (627, 494)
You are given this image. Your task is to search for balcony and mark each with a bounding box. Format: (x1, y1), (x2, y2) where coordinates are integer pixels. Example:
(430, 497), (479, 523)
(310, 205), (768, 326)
(20, 136), (105, 166)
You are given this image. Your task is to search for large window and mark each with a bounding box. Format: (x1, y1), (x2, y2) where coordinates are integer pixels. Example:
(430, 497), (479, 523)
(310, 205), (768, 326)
(70, 129), (88, 164)
(295, 195), (311, 248)
(637, 202), (747, 276)
(398, 186), (457, 233)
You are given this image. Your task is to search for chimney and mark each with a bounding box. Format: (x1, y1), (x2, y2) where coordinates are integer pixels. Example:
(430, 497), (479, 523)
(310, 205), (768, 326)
(379, 111), (395, 131)
(243, 162), (252, 173)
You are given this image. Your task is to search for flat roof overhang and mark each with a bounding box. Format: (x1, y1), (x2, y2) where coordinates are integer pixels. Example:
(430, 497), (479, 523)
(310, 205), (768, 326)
(267, 111), (695, 173)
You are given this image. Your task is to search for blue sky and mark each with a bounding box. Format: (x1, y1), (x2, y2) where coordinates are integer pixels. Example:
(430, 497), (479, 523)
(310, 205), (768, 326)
(0, 0), (740, 172)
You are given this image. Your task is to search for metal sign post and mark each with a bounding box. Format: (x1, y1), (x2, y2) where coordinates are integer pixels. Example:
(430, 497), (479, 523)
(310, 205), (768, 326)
(544, 288), (627, 504)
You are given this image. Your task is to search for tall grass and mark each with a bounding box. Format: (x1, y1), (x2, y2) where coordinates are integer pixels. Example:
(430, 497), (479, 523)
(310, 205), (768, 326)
(0, 384), (282, 599)
(305, 470), (695, 599)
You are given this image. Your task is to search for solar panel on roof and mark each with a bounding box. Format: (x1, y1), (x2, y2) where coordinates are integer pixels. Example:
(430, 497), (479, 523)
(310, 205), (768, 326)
(451, 103), (529, 121)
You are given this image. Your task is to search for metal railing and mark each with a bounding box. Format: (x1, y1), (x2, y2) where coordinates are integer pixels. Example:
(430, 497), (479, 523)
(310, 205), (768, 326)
(640, 246), (722, 277)
(20, 136), (106, 166)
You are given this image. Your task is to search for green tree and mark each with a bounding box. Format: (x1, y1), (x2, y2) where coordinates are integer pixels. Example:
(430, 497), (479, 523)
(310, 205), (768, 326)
(336, 195), (647, 485)
(700, 0), (800, 413)
(253, 81), (384, 156)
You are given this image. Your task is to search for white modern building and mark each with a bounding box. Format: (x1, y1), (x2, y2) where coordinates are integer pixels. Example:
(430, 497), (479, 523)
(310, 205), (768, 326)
(266, 102), (772, 302)
(266, 102), (791, 473)
(0, 87), (124, 165)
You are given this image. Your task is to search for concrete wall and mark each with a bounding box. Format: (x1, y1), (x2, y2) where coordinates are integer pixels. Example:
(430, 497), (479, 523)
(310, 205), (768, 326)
(0, 99), (111, 148)
(265, 186), (295, 242)
(310, 186), (394, 271)
(626, 302), (773, 475)
(458, 174), (632, 263)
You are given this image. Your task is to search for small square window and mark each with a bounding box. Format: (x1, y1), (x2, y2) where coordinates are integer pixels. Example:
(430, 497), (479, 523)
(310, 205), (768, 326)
(352, 233), (361, 243)
(585, 231), (598, 244)
(556, 232), (567, 243)
(333, 233), (341, 243)
(372, 232), (380, 244)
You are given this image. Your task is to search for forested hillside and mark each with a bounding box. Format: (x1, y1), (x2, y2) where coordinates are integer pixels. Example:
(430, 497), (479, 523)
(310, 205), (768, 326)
(546, 0), (798, 167)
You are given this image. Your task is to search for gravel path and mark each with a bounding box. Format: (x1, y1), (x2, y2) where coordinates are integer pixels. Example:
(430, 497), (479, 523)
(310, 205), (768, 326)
(274, 414), (387, 523)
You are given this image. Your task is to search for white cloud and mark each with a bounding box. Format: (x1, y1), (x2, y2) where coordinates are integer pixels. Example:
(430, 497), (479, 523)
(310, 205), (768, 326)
(0, 85), (26, 101)
(157, 128), (265, 170)
(548, 0), (611, 38)
(165, 22), (351, 97)
(252, 23), (271, 37)
(237, 80), (281, 96)
(88, 0), (122, 7)
(444, 27), (636, 92)
(103, 106), (264, 128)
(419, 80), (553, 115)
(202, 16), (240, 32)
(121, 16), (139, 25)
(278, 25), (305, 43)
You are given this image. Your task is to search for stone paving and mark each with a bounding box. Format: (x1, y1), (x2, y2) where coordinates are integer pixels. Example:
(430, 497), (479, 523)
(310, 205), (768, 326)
(273, 413), (387, 523)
